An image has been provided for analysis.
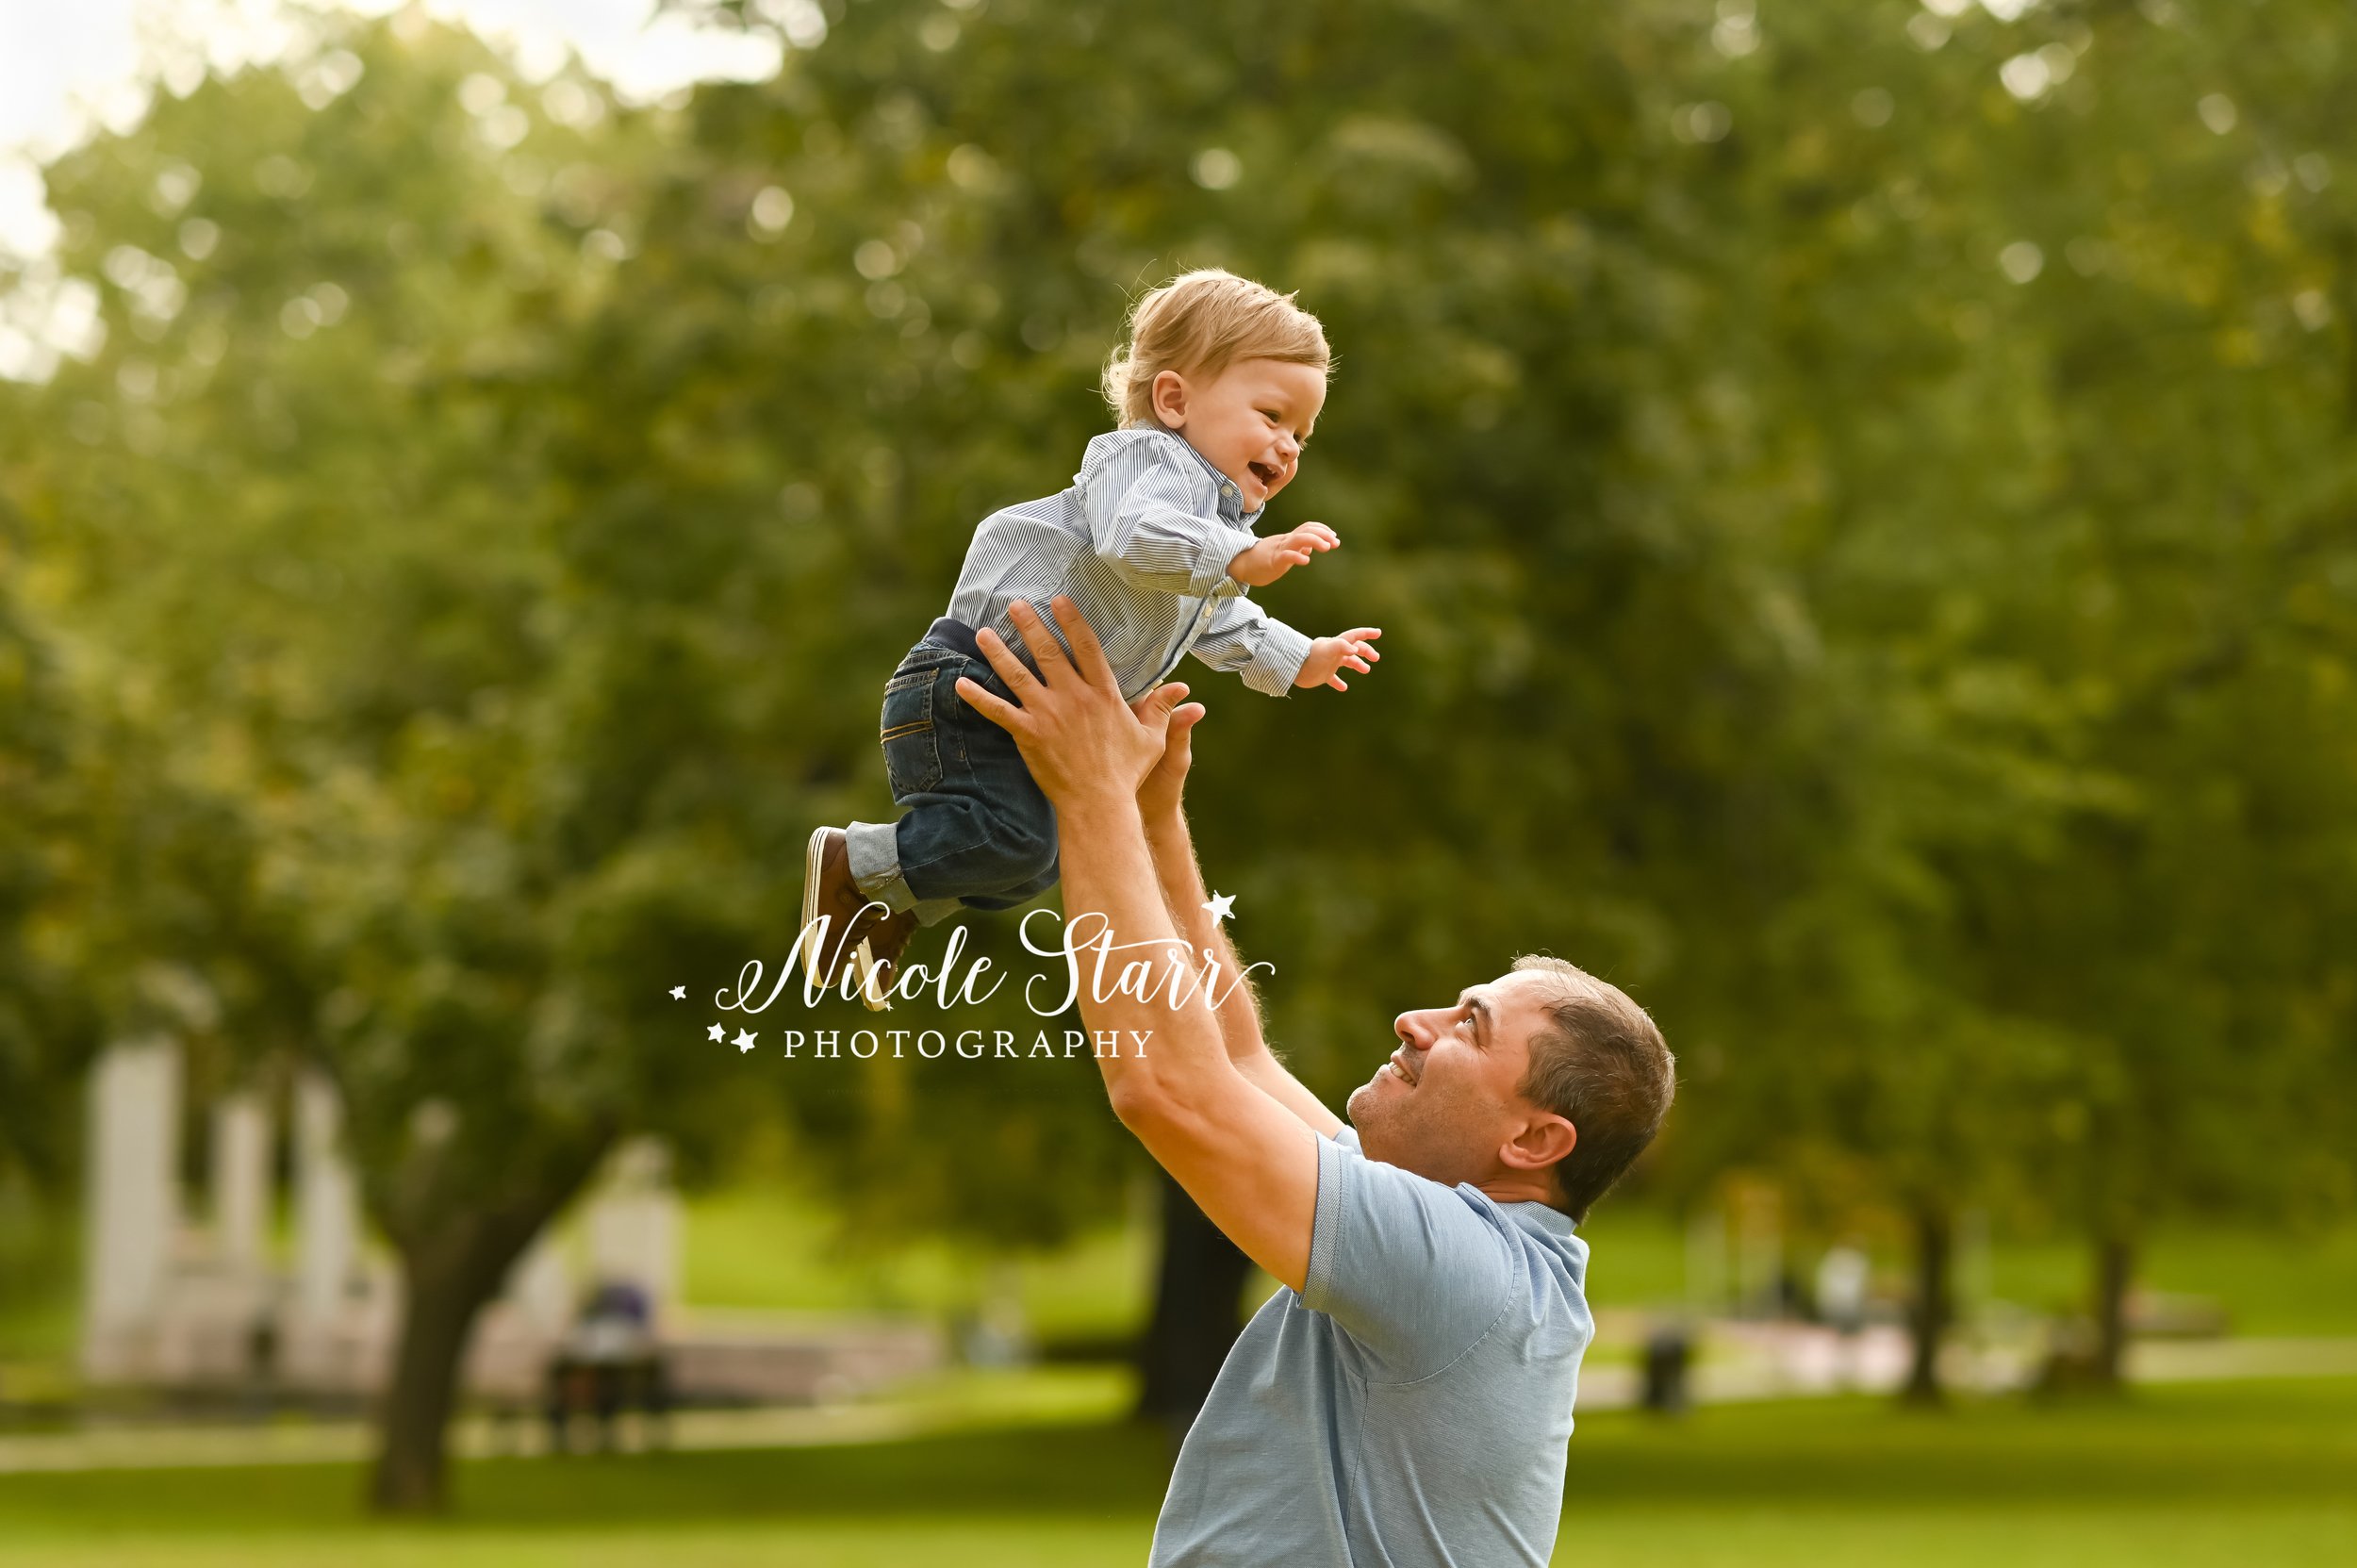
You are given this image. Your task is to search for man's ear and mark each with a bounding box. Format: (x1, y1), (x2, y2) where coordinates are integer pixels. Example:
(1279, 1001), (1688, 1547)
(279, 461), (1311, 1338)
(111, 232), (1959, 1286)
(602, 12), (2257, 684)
(1502, 1114), (1575, 1176)
(1150, 369), (1189, 428)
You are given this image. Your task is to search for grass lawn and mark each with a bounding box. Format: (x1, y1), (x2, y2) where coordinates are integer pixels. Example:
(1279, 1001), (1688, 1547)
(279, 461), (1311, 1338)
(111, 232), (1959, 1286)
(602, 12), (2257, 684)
(0, 1378), (2348, 1565)
(676, 1180), (2357, 1344)
(678, 1179), (1154, 1345)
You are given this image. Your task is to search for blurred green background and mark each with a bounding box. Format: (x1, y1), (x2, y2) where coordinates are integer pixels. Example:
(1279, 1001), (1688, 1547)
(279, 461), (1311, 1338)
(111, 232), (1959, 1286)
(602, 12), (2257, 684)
(2, 0), (2354, 1561)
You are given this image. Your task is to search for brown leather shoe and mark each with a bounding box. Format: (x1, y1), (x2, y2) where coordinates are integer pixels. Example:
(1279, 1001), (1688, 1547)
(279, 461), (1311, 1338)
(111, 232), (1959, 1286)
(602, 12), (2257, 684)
(802, 827), (919, 1003)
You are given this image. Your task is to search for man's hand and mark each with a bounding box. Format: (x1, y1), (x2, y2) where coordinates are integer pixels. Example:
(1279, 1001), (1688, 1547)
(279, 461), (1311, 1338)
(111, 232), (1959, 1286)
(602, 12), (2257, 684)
(1294, 626), (1384, 692)
(1134, 685), (1209, 826)
(1226, 522), (1339, 588)
(955, 598), (1194, 810)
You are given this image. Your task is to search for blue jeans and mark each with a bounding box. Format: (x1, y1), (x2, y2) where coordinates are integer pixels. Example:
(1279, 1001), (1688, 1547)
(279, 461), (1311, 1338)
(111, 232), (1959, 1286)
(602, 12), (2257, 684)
(844, 619), (1060, 926)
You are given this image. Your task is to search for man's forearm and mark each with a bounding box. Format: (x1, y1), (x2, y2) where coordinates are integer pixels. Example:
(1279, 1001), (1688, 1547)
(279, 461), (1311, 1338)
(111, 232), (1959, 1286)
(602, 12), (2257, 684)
(1141, 807), (1270, 1064)
(1139, 804), (1341, 1136)
(1054, 799), (1239, 1116)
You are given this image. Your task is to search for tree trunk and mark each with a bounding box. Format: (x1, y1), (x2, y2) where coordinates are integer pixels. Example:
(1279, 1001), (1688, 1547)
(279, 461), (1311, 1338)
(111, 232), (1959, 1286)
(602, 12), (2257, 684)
(369, 1228), (524, 1514)
(360, 1112), (616, 1515)
(366, 1133), (610, 1516)
(1902, 1206), (1951, 1407)
(2093, 1234), (2134, 1389)
(1134, 1166), (1254, 1442)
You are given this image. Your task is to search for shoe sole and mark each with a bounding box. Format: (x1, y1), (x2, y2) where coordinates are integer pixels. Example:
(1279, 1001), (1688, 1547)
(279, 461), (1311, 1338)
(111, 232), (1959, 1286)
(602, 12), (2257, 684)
(801, 827), (832, 990)
(854, 939), (891, 1013)
(806, 826), (894, 1011)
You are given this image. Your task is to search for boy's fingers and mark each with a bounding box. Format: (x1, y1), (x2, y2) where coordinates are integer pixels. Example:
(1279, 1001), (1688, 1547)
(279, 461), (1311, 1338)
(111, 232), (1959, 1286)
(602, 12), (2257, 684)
(956, 676), (1026, 733)
(973, 625), (1040, 697)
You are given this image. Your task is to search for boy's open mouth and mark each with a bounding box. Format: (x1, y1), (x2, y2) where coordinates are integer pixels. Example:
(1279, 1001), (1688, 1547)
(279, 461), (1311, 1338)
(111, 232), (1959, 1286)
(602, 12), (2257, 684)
(1247, 460), (1280, 487)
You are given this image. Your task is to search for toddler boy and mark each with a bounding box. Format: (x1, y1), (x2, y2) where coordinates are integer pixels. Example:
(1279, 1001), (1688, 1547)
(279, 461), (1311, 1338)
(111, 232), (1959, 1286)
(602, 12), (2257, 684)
(804, 269), (1382, 1004)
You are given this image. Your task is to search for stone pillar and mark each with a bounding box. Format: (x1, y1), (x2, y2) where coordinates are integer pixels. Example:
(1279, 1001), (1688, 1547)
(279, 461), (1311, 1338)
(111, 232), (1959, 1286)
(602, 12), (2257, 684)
(82, 1037), (182, 1381)
(585, 1137), (679, 1310)
(210, 1092), (272, 1269)
(506, 1230), (577, 1338)
(293, 1069), (356, 1325)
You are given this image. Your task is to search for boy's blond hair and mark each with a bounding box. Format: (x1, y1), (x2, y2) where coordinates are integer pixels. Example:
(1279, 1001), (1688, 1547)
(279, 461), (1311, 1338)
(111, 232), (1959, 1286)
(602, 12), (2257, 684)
(1101, 269), (1330, 428)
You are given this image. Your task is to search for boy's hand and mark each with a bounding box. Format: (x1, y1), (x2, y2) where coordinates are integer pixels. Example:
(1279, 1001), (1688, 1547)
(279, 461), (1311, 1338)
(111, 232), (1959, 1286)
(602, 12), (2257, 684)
(1227, 522), (1339, 588)
(1294, 627), (1383, 692)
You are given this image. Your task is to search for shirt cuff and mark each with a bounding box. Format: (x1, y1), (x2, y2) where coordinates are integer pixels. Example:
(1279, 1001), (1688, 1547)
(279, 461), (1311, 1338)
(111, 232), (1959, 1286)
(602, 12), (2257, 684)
(1189, 521), (1261, 599)
(1240, 619), (1315, 697)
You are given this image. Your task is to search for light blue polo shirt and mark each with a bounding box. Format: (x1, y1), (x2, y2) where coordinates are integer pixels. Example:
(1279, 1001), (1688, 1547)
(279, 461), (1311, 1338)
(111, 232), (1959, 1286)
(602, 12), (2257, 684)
(1148, 1123), (1593, 1567)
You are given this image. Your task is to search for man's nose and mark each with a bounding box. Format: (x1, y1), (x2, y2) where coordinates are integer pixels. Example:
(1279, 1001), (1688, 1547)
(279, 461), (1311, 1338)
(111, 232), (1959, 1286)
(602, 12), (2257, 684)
(1395, 1009), (1435, 1045)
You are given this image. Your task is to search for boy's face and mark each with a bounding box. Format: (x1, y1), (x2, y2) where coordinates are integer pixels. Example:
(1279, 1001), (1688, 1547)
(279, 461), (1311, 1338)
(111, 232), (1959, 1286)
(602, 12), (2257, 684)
(1149, 358), (1327, 514)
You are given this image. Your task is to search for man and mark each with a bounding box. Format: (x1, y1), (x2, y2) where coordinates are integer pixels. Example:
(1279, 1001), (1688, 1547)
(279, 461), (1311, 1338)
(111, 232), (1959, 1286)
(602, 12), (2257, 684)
(956, 598), (1676, 1568)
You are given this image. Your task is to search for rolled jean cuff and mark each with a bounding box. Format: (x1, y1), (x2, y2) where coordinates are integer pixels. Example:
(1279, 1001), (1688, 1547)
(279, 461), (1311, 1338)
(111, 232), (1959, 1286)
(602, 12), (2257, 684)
(845, 818), (963, 927)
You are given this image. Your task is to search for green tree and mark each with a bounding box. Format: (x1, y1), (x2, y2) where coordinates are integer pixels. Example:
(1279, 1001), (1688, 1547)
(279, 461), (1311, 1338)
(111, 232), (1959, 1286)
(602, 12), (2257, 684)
(0, 522), (90, 1188)
(9, 14), (761, 1510)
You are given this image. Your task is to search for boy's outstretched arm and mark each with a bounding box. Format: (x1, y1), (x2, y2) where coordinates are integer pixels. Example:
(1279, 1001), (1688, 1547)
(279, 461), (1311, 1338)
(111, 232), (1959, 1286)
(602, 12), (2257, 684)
(1226, 522), (1341, 587)
(1131, 694), (1343, 1138)
(1188, 592), (1315, 696)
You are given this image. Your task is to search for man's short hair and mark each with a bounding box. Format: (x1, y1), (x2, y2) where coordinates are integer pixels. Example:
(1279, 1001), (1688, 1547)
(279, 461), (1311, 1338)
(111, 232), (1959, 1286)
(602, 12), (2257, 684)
(1510, 955), (1674, 1223)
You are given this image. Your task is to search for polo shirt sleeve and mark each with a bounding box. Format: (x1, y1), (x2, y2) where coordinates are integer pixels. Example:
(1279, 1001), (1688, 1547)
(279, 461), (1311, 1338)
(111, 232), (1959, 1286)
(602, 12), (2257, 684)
(1301, 1126), (1519, 1382)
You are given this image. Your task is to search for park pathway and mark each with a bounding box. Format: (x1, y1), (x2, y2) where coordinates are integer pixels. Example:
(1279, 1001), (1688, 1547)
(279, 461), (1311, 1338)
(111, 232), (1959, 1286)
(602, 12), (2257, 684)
(4, 1333), (2355, 1475)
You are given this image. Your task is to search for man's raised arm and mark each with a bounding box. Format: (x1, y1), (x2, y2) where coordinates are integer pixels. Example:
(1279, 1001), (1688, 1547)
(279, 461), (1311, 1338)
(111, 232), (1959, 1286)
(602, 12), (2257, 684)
(954, 598), (1322, 1294)
(1132, 704), (1343, 1138)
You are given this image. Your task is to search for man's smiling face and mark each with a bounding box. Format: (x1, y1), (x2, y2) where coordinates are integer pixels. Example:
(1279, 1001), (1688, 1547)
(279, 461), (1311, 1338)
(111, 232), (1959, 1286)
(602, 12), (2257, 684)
(1346, 969), (1572, 1196)
(1149, 357), (1326, 514)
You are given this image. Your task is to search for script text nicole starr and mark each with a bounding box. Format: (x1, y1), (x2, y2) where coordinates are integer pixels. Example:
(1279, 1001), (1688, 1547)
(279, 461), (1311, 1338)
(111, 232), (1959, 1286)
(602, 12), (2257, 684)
(718, 907), (1275, 1020)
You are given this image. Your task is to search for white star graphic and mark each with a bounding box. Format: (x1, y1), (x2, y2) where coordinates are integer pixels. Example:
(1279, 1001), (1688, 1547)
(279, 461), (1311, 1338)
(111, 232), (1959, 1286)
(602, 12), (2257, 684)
(1204, 891), (1236, 923)
(669, 985), (686, 1000)
(706, 1023), (725, 1043)
(733, 1029), (757, 1053)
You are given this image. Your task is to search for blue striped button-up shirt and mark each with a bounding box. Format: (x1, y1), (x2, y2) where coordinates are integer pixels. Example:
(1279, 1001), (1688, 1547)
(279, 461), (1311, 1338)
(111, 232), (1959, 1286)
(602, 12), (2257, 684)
(944, 426), (1315, 701)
